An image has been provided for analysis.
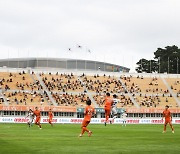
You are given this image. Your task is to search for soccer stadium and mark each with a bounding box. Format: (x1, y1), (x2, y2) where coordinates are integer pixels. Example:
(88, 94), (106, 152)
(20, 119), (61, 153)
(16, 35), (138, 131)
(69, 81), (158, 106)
(1, 1), (180, 154)
(0, 58), (180, 153)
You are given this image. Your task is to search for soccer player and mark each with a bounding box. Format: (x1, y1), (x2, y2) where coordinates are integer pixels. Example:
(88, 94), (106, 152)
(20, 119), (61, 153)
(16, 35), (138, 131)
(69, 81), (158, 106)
(26, 109), (34, 128)
(33, 107), (42, 129)
(162, 105), (174, 133)
(48, 109), (53, 126)
(104, 92), (113, 126)
(111, 94), (119, 121)
(121, 111), (127, 127)
(79, 99), (95, 137)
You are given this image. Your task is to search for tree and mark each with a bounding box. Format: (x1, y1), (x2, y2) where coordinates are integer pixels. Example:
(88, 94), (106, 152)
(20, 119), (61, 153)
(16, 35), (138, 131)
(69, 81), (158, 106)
(136, 45), (180, 74)
(136, 59), (158, 73)
(154, 45), (180, 74)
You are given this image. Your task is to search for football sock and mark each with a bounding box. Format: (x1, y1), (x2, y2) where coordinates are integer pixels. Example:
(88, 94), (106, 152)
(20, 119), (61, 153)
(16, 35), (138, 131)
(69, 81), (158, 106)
(163, 125), (166, 131)
(112, 116), (117, 120)
(81, 127), (89, 135)
(106, 116), (109, 122)
(170, 125), (174, 131)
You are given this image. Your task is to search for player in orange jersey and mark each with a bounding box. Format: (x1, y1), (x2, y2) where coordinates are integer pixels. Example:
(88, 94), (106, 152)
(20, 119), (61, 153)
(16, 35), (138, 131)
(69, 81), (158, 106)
(162, 105), (174, 133)
(104, 92), (113, 126)
(79, 99), (96, 137)
(33, 107), (42, 129)
(48, 109), (53, 126)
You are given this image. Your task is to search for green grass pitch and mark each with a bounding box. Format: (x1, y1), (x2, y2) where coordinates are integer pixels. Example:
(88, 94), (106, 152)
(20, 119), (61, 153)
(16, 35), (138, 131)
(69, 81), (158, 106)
(0, 123), (180, 154)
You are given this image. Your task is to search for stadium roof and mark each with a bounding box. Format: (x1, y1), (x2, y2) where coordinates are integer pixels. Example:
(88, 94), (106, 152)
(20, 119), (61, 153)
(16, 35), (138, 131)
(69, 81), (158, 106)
(0, 58), (130, 72)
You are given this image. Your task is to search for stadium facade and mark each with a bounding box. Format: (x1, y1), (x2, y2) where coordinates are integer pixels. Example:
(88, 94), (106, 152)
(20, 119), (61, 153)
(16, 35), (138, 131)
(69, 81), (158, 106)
(0, 58), (130, 72)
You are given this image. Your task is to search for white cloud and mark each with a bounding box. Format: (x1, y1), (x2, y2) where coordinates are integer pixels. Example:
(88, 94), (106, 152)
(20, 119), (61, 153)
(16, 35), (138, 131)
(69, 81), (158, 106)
(0, 0), (180, 72)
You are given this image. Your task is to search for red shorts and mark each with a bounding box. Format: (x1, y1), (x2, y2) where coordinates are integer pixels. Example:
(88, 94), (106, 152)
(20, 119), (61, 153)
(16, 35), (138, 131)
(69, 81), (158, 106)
(81, 119), (90, 127)
(105, 109), (111, 116)
(35, 117), (41, 124)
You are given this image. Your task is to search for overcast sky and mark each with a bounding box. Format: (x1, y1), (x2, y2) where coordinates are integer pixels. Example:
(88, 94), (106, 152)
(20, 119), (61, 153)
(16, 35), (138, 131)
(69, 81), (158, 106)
(0, 0), (180, 72)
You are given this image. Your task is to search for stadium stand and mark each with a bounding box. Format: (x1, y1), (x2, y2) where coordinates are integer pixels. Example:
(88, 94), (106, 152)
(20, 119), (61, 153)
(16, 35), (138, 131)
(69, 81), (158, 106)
(4, 91), (49, 106)
(135, 96), (177, 108)
(166, 78), (180, 98)
(40, 72), (84, 92)
(0, 68), (180, 119)
(0, 70), (180, 108)
(0, 72), (42, 91)
(120, 75), (170, 94)
(52, 92), (93, 107)
(81, 74), (125, 94)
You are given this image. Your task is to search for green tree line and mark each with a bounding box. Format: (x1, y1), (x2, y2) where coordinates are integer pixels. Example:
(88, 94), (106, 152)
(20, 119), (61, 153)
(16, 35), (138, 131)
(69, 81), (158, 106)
(136, 45), (180, 74)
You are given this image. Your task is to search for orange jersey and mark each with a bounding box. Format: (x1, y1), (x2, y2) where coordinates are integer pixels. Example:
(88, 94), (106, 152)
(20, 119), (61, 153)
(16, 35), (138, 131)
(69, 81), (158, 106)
(34, 110), (41, 118)
(163, 110), (171, 120)
(48, 111), (53, 119)
(104, 96), (112, 110)
(84, 106), (95, 121)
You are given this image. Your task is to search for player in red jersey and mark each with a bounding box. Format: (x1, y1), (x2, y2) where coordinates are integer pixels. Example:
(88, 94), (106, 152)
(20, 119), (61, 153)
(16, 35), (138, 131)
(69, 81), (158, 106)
(104, 92), (113, 126)
(162, 105), (174, 133)
(33, 107), (42, 129)
(79, 99), (96, 137)
(48, 109), (53, 126)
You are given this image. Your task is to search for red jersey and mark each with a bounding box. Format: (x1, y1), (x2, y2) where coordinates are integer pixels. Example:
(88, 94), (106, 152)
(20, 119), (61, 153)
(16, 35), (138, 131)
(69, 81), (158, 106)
(104, 96), (112, 110)
(48, 111), (53, 119)
(163, 109), (171, 120)
(34, 110), (41, 118)
(84, 106), (95, 121)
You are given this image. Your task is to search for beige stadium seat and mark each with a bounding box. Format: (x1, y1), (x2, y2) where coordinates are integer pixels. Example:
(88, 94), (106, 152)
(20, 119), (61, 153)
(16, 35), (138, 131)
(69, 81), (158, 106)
(135, 96), (178, 108)
(121, 77), (169, 94)
(41, 74), (83, 92)
(5, 92), (49, 106)
(165, 78), (180, 93)
(0, 72), (39, 91)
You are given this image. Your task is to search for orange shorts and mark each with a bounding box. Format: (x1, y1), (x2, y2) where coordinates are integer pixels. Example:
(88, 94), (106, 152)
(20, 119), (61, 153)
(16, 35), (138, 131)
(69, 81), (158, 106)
(48, 118), (52, 123)
(165, 119), (171, 124)
(81, 119), (90, 127)
(105, 109), (111, 116)
(35, 117), (41, 124)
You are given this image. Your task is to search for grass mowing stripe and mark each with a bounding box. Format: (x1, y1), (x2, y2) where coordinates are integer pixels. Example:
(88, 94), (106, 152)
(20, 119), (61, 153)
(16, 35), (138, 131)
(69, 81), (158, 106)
(0, 124), (180, 154)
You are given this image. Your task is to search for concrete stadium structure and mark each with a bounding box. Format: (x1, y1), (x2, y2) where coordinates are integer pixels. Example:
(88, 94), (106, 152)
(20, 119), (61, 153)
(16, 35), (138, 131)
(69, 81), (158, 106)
(0, 58), (130, 72)
(0, 67), (180, 122)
